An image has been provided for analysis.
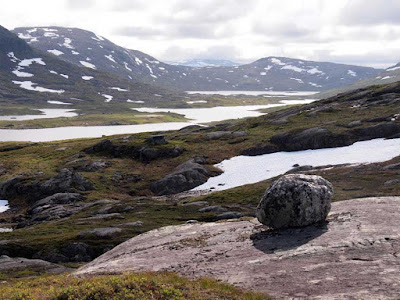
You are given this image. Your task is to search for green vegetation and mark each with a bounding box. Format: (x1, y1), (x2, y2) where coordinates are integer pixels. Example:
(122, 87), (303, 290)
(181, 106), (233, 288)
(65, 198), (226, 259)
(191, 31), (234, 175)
(0, 111), (187, 129)
(0, 272), (270, 300)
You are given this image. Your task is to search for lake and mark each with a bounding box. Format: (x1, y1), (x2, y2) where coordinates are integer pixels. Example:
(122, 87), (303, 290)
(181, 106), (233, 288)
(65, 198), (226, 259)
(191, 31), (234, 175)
(0, 109), (77, 121)
(0, 100), (314, 142)
(186, 91), (319, 96)
(193, 138), (400, 192)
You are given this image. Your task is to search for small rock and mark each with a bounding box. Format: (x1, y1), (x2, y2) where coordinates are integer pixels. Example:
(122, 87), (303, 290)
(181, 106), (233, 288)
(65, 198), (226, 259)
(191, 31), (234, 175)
(115, 221), (144, 227)
(78, 227), (122, 239)
(384, 179), (400, 186)
(182, 201), (209, 207)
(256, 174), (333, 229)
(146, 135), (167, 145)
(199, 206), (229, 213)
(215, 212), (243, 221)
(186, 220), (198, 224)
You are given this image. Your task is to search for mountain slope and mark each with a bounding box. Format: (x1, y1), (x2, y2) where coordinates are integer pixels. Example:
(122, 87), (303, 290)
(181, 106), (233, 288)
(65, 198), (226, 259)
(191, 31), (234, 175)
(316, 62), (400, 99)
(13, 26), (382, 92)
(168, 58), (240, 67)
(0, 26), (181, 109)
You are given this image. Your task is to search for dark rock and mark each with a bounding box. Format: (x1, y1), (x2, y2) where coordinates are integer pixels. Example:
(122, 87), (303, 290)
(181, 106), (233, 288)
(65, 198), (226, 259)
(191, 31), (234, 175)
(146, 135), (167, 145)
(85, 213), (125, 221)
(150, 159), (210, 195)
(383, 163), (400, 170)
(270, 127), (352, 151)
(78, 227), (122, 239)
(352, 122), (400, 140)
(287, 165), (314, 173)
(76, 160), (111, 172)
(31, 193), (84, 209)
(182, 201), (209, 207)
(40, 168), (94, 194)
(83, 139), (114, 154)
(215, 211), (243, 220)
(256, 174), (333, 229)
(241, 144), (279, 156)
(83, 139), (184, 162)
(61, 242), (93, 262)
(199, 205), (229, 213)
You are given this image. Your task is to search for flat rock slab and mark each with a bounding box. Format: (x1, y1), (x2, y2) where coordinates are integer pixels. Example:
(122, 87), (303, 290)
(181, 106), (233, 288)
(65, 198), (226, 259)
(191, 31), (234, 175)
(76, 197), (400, 300)
(0, 255), (70, 274)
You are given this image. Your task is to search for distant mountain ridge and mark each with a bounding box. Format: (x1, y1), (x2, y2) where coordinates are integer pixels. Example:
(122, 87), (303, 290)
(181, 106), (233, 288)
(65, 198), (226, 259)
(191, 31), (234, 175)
(13, 26), (383, 92)
(168, 59), (240, 68)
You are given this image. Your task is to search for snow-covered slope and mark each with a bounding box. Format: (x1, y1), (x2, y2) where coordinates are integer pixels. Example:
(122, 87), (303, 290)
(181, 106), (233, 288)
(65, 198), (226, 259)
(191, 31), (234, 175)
(0, 26), (181, 108)
(13, 26), (383, 92)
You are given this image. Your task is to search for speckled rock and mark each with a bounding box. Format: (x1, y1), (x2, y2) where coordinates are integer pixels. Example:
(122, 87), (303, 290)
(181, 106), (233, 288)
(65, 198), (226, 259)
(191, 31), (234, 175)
(256, 174), (333, 229)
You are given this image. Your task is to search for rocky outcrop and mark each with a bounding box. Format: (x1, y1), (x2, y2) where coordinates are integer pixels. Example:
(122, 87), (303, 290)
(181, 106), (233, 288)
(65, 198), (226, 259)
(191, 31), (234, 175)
(150, 158), (210, 195)
(76, 197), (400, 300)
(83, 139), (184, 162)
(270, 127), (352, 151)
(256, 174), (333, 229)
(0, 169), (93, 202)
(0, 255), (70, 274)
(78, 227), (122, 239)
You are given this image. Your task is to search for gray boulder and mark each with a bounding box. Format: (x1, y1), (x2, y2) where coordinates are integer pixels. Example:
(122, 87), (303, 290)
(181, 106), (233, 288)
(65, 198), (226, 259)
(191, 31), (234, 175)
(256, 174), (333, 229)
(150, 158), (210, 195)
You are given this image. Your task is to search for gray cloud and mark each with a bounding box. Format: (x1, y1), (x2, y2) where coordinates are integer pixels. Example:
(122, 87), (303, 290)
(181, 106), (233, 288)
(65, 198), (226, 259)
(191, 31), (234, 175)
(113, 26), (163, 38)
(253, 21), (313, 40)
(161, 45), (242, 62)
(114, 23), (220, 40)
(110, 0), (147, 11)
(66, 0), (94, 9)
(340, 0), (400, 25)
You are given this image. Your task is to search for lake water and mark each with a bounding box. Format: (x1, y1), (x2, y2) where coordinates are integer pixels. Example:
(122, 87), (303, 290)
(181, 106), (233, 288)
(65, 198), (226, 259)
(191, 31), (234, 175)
(193, 138), (400, 192)
(0, 109), (77, 121)
(0, 200), (9, 213)
(0, 100), (314, 142)
(186, 91), (319, 96)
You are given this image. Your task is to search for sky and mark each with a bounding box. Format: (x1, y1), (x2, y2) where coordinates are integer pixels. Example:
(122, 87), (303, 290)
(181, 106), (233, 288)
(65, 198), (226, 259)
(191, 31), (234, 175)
(2, 0), (400, 68)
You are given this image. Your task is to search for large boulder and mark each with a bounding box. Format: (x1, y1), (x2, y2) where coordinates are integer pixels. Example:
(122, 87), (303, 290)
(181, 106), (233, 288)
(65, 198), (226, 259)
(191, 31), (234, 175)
(150, 158), (210, 195)
(270, 127), (352, 151)
(256, 174), (333, 229)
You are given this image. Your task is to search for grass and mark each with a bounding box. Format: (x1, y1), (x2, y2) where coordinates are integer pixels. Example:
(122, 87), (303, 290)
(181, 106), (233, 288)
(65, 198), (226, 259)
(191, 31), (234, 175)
(0, 272), (270, 300)
(0, 111), (187, 129)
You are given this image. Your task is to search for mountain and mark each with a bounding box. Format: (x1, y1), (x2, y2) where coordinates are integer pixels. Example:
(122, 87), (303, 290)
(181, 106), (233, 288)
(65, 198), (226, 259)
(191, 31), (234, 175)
(316, 62), (400, 99)
(13, 26), (383, 92)
(177, 57), (382, 91)
(0, 26), (181, 109)
(168, 59), (240, 68)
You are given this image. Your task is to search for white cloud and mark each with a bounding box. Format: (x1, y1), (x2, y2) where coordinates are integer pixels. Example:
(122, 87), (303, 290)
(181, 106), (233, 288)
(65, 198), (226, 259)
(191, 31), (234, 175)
(1, 0), (400, 68)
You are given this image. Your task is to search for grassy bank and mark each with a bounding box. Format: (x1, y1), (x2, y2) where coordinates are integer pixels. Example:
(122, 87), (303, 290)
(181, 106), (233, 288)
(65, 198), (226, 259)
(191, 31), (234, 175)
(0, 272), (270, 300)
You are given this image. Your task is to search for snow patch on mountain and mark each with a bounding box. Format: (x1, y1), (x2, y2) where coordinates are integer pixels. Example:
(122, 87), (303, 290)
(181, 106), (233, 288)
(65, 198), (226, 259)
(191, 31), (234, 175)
(47, 49), (64, 56)
(80, 61), (96, 69)
(13, 81), (65, 94)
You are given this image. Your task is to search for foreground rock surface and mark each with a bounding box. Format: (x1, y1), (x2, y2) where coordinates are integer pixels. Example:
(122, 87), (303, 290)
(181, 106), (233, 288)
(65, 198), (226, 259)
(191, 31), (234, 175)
(257, 174), (333, 229)
(76, 197), (400, 300)
(0, 255), (70, 274)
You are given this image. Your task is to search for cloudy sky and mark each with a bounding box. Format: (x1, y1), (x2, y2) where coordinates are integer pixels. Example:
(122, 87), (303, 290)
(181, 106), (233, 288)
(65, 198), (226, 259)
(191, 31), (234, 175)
(2, 0), (400, 68)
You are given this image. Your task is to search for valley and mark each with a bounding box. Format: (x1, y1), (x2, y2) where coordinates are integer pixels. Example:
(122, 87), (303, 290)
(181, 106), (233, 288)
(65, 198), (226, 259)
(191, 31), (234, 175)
(0, 15), (400, 300)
